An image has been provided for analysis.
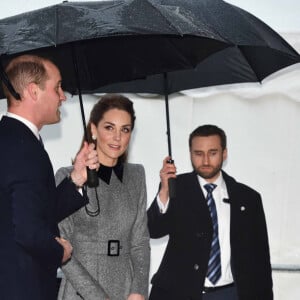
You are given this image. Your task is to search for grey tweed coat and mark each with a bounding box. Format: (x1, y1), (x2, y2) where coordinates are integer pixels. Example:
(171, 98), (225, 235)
(55, 163), (150, 300)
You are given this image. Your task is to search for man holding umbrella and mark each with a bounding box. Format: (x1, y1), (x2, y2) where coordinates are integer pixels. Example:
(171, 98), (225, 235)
(0, 55), (99, 300)
(148, 124), (273, 300)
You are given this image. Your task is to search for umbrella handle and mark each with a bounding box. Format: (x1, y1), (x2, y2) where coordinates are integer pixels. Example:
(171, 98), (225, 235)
(86, 138), (99, 188)
(167, 158), (176, 198)
(86, 168), (99, 188)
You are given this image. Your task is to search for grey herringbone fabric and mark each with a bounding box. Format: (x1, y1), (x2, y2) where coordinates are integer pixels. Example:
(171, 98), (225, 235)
(55, 163), (150, 300)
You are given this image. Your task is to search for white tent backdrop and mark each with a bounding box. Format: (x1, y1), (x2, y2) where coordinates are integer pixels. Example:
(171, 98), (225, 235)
(1, 0), (300, 299)
(2, 87), (300, 298)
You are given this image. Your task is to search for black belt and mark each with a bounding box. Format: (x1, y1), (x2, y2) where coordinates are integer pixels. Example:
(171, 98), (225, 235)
(203, 283), (234, 294)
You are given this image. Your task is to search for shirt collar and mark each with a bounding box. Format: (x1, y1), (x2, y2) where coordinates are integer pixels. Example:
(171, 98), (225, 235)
(198, 171), (228, 199)
(6, 112), (39, 140)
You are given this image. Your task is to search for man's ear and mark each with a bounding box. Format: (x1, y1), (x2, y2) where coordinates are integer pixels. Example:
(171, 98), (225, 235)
(26, 82), (39, 101)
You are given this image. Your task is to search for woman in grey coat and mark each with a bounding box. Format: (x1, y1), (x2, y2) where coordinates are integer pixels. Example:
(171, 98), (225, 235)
(55, 94), (150, 300)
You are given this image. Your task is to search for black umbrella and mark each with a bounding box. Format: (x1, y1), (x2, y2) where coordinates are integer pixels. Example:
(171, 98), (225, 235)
(0, 0), (299, 159)
(94, 32), (300, 159)
(0, 0), (230, 93)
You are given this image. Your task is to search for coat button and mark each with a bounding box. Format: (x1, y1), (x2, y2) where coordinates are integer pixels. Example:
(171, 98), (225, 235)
(194, 264), (199, 270)
(196, 232), (205, 238)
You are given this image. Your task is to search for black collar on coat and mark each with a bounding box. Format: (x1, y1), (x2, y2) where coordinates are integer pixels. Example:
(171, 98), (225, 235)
(97, 162), (123, 184)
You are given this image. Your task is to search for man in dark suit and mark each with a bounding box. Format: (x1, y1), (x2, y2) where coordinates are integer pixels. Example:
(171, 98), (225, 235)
(0, 55), (99, 300)
(147, 124), (273, 300)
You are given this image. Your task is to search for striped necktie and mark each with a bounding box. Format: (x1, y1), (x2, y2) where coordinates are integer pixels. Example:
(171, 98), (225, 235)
(204, 183), (221, 284)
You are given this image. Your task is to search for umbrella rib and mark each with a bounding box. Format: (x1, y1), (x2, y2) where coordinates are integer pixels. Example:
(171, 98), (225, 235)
(54, 5), (58, 46)
(145, 0), (183, 36)
(236, 45), (261, 82)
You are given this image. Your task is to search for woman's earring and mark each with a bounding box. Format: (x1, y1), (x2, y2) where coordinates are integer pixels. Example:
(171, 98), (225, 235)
(92, 134), (97, 141)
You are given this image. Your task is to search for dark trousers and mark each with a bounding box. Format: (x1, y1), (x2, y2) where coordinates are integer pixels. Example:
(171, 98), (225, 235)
(149, 284), (238, 300)
(202, 285), (238, 300)
(149, 285), (189, 300)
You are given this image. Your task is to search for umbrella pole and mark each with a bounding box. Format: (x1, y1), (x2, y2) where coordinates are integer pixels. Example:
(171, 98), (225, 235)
(164, 73), (172, 157)
(71, 45), (98, 188)
(164, 73), (176, 197)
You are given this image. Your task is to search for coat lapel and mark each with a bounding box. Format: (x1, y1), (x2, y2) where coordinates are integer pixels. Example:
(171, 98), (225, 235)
(182, 172), (211, 222)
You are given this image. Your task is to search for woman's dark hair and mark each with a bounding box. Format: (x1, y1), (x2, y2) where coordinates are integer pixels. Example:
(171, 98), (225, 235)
(85, 94), (136, 163)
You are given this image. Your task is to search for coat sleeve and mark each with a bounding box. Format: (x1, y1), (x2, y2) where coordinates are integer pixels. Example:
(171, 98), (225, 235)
(55, 167), (109, 299)
(128, 165), (150, 298)
(147, 192), (172, 239)
(12, 178), (63, 270)
(252, 194), (273, 298)
(55, 167), (88, 222)
(11, 151), (65, 271)
(230, 183), (273, 300)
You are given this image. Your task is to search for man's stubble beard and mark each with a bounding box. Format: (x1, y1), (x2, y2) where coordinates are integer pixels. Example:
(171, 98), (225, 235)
(193, 160), (223, 180)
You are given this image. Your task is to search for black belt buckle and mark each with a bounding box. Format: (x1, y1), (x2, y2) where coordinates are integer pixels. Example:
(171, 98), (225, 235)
(108, 240), (120, 256)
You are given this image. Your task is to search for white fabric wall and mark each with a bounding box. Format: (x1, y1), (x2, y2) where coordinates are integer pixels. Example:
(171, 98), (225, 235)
(2, 77), (300, 298)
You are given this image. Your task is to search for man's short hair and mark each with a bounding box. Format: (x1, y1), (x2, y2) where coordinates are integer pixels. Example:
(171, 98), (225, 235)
(189, 124), (227, 150)
(3, 55), (49, 104)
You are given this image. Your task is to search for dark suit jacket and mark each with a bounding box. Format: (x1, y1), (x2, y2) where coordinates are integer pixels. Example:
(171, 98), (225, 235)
(0, 116), (88, 300)
(147, 170), (273, 300)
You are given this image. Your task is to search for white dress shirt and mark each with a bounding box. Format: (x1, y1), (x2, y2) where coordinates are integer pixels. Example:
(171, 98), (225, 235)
(157, 172), (234, 287)
(199, 173), (233, 287)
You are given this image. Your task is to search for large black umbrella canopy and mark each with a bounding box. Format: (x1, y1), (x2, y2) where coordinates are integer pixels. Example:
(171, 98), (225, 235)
(0, 0), (299, 158)
(0, 0), (231, 96)
(1, 0), (299, 95)
(91, 0), (300, 157)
